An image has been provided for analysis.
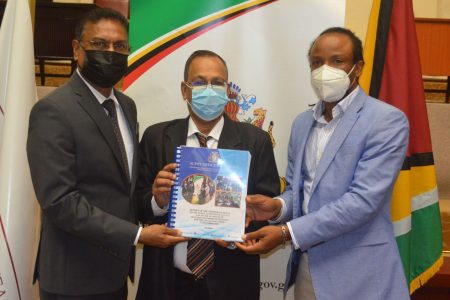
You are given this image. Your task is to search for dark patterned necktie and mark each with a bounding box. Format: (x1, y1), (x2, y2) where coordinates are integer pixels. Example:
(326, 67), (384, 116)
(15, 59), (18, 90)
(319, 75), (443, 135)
(102, 99), (130, 181)
(186, 132), (215, 279)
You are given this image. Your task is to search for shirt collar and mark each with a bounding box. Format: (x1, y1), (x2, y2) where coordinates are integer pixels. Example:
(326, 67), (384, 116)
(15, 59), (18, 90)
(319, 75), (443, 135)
(311, 86), (360, 122)
(187, 116), (224, 141)
(76, 69), (116, 104)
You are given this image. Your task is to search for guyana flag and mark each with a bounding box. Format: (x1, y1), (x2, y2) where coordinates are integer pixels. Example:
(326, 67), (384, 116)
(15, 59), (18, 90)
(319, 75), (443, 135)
(360, 0), (443, 293)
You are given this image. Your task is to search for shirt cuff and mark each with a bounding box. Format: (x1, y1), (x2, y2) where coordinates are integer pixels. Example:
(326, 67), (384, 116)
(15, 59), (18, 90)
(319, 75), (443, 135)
(151, 196), (168, 216)
(134, 227), (142, 246)
(286, 222), (300, 250)
(268, 197), (287, 224)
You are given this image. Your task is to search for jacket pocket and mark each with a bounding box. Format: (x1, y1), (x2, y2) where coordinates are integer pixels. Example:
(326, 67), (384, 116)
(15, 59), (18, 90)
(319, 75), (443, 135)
(343, 229), (388, 248)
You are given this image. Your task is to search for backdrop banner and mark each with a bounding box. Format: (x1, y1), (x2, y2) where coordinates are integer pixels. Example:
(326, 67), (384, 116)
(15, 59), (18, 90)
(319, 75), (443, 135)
(0, 0), (39, 299)
(125, 1), (345, 299)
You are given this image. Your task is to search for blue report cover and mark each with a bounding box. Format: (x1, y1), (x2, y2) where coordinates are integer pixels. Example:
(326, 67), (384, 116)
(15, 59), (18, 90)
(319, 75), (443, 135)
(167, 146), (251, 242)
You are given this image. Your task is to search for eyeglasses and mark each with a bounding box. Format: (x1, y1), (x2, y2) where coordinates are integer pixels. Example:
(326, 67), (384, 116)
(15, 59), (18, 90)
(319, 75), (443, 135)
(184, 80), (228, 92)
(80, 39), (130, 54)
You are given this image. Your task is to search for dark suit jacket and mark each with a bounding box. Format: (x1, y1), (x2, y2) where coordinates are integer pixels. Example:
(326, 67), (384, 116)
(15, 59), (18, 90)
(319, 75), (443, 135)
(135, 115), (280, 300)
(27, 73), (140, 295)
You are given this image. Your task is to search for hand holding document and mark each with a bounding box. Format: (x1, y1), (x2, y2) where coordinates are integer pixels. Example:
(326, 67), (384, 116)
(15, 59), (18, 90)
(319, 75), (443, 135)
(236, 225), (285, 254)
(152, 163), (177, 208)
(167, 146), (251, 242)
(245, 194), (283, 226)
(139, 224), (188, 248)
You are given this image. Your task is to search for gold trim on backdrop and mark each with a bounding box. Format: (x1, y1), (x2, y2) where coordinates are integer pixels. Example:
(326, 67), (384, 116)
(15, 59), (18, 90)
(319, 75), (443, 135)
(28, 0), (35, 31)
(359, 0), (381, 93)
(410, 254), (443, 293)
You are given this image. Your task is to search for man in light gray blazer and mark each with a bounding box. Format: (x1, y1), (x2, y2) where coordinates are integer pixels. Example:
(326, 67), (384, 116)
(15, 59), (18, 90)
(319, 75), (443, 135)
(237, 27), (410, 300)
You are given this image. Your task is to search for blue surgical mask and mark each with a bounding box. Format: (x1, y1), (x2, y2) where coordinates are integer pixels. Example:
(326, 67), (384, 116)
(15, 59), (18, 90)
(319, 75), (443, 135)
(188, 87), (228, 121)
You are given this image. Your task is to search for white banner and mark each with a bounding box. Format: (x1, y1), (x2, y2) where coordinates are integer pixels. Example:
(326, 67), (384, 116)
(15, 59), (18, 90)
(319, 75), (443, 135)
(126, 1), (345, 299)
(0, 0), (39, 299)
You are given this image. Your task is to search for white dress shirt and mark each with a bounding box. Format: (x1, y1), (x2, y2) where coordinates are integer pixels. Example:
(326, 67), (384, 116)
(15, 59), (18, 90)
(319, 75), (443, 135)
(151, 116), (225, 273)
(77, 69), (141, 244)
(276, 87), (360, 249)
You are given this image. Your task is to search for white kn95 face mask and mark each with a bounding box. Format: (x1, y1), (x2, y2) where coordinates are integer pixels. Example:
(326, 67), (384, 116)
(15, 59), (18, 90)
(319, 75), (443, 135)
(311, 64), (356, 102)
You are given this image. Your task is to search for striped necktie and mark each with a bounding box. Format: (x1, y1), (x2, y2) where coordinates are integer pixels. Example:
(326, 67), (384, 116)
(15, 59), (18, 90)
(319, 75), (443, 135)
(102, 99), (130, 181)
(186, 132), (215, 279)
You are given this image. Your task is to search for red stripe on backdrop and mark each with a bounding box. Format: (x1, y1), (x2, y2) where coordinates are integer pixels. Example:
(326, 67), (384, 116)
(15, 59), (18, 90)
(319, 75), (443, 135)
(0, 215), (22, 300)
(379, 0), (432, 155)
(123, 2), (273, 90)
(0, 105), (4, 115)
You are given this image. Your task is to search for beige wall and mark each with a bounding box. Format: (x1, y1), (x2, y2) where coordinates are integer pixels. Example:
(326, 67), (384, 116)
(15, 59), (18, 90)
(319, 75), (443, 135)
(437, 0), (450, 18)
(345, 0), (372, 44)
(414, 0), (439, 18)
(345, 0), (450, 45)
(414, 0), (450, 18)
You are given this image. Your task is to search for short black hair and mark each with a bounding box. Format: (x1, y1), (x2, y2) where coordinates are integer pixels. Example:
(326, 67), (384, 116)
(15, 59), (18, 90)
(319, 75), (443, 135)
(74, 8), (129, 40)
(308, 27), (364, 64)
(184, 50), (228, 81)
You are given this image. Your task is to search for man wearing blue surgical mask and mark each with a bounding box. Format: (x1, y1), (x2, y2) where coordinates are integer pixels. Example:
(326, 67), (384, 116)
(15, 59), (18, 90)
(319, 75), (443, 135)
(135, 50), (280, 300)
(237, 28), (410, 300)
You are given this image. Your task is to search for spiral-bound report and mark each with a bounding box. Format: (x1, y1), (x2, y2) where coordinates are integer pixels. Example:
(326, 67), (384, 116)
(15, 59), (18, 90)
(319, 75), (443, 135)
(167, 146), (251, 242)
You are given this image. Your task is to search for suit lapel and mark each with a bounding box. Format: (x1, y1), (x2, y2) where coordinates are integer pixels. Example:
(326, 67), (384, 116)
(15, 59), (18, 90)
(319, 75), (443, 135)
(295, 112), (315, 177)
(164, 117), (189, 162)
(116, 92), (139, 190)
(293, 112), (315, 218)
(70, 73), (129, 182)
(310, 90), (366, 196)
(218, 115), (241, 149)
(116, 94), (136, 138)
(163, 115), (238, 160)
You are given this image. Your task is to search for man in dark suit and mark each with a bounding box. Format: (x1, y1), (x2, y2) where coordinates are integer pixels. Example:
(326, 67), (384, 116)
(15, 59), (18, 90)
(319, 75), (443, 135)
(135, 50), (280, 300)
(27, 8), (186, 300)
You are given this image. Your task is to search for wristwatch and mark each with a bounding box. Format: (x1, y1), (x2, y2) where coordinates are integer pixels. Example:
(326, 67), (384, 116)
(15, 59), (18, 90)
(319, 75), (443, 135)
(227, 242), (237, 250)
